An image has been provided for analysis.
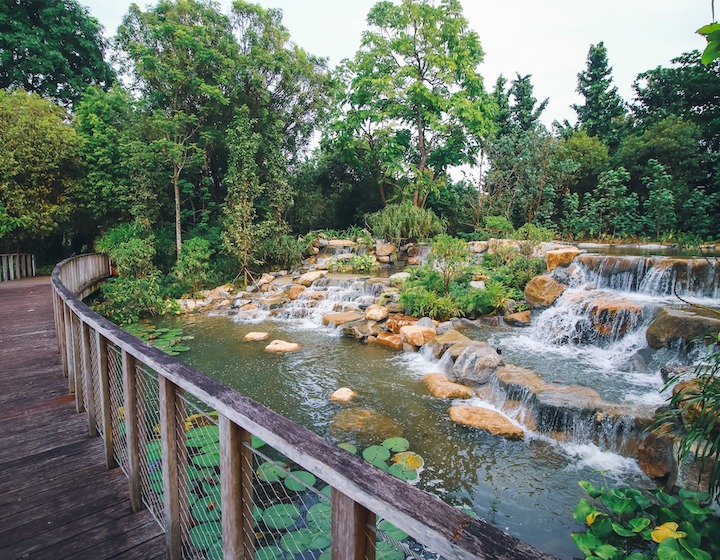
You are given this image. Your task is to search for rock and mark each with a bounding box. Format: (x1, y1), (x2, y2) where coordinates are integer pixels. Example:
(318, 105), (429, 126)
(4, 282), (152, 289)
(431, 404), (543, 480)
(257, 273), (275, 286)
(399, 325), (437, 347)
(524, 275), (566, 308)
(378, 256), (391, 264)
(585, 296), (642, 336)
(375, 243), (397, 257)
(637, 433), (674, 479)
(469, 281), (486, 290)
(331, 408), (403, 440)
(341, 319), (374, 340)
(364, 304), (389, 322)
(264, 340), (300, 353)
(503, 310), (532, 327)
(386, 314), (418, 334)
(330, 388), (357, 402)
(451, 343), (504, 385)
(297, 270), (328, 287)
(386, 303), (405, 314)
(328, 239), (356, 248)
(322, 312), (365, 326)
(287, 284), (306, 300)
(436, 321), (454, 335)
(493, 364), (550, 395)
(243, 331), (269, 342)
(424, 373), (474, 399)
(309, 291), (328, 301)
(424, 329), (473, 359)
(545, 248), (581, 272)
(388, 272), (411, 286)
(647, 306), (720, 349)
(449, 406), (524, 439)
(407, 257), (422, 265)
(470, 241), (489, 253)
(416, 317), (436, 329)
(258, 298), (288, 310)
(375, 332), (404, 350)
(204, 285), (232, 300)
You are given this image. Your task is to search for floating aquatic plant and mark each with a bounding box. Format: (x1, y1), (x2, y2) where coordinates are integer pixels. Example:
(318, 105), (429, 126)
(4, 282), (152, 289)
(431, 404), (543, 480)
(257, 461), (287, 483)
(192, 495), (222, 522)
(381, 437), (410, 452)
(338, 442), (357, 454)
(188, 521), (222, 551)
(284, 470), (317, 492)
(261, 503), (301, 530)
(124, 323), (194, 356)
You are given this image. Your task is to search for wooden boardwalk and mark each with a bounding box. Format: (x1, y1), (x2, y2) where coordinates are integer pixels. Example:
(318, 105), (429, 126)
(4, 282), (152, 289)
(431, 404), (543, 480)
(0, 277), (165, 559)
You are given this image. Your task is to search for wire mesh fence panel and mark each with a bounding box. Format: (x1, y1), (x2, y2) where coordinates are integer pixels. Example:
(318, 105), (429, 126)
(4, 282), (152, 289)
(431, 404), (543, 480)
(89, 328), (103, 436)
(137, 364), (165, 528)
(107, 343), (129, 474)
(179, 395), (221, 559)
(74, 317), (89, 413)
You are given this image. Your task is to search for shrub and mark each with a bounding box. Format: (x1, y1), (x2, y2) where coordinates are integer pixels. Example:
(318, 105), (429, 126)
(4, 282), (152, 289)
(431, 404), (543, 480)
(481, 215), (514, 238)
(172, 237), (214, 297)
(428, 234), (472, 294)
(400, 286), (458, 321)
(510, 223), (556, 242)
(572, 480), (720, 560)
(327, 254), (378, 273)
(366, 202), (445, 246)
(94, 274), (166, 325)
(95, 223), (157, 278)
(453, 281), (513, 317)
(256, 234), (305, 271)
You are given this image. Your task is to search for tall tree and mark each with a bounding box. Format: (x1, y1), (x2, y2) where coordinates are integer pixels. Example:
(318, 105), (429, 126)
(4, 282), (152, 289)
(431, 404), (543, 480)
(572, 42), (626, 147)
(0, 90), (80, 249)
(116, 0), (239, 258)
(508, 73), (548, 132)
(340, 0), (493, 208)
(0, 0), (115, 106)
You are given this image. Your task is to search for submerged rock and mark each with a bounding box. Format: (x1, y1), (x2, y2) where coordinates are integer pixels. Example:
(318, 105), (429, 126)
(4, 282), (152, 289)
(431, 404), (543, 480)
(331, 408), (403, 440)
(424, 373), (474, 399)
(449, 406), (524, 440)
(264, 340), (300, 353)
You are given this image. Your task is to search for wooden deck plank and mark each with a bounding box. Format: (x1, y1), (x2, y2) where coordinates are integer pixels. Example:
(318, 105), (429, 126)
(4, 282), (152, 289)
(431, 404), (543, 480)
(0, 277), (164, 559)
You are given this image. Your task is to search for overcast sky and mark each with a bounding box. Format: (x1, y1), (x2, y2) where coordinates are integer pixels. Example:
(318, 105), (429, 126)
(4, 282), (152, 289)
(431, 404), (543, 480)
(82, 0), (711, 126)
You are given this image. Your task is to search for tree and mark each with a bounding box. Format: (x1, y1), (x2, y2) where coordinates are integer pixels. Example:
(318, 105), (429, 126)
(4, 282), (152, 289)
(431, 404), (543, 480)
(557, 130), (610, 197)
(572, 42), (626, 148)
(341, 0), (493, 208)
(508, 74), (548, 132)
(0, 0), (115, 106)
(116, 0), (239, 258)
(641, 159), (676, 239)
(0, 90), (80, 250)
(591, 167), (638, 237)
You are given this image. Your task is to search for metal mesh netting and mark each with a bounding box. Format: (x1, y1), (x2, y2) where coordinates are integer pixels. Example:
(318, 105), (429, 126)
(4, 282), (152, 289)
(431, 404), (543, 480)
(72, 317), (88, 412)
(107, 343), (129, 474)
(89, 329), (103, 436)
(136, 364), (165, 527)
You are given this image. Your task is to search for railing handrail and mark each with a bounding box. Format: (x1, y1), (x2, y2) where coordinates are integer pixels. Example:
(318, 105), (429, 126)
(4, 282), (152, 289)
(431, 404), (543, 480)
(1, 253), (35, 282)
(51, 254), (557, 560)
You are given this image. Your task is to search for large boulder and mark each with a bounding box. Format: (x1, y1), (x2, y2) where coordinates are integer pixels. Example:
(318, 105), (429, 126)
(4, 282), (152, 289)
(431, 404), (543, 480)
(341, 319), (374, 340)
(375, 243), (397, 257)
(374, 332), (404, 350)
(330, 388), (357, 402)
(322, 312), (364, 326)
(424, 329), (473, 359)
(399, 325), (437, 347)
(646, 306), (720, 349)
(451, 342), (504, 385)
(449, 406), (524, 440)
(545, 247), (581, 272)
(637, 433), (674, 479)
(287, 284), (306, 300)
(503, 310), (532, 327)
(424, 373), (474, 399)
(297, 270), (328, 287)
(524, 275), (566, 308)
(585, 295), (642, 337)
(388, 272), (411, 286)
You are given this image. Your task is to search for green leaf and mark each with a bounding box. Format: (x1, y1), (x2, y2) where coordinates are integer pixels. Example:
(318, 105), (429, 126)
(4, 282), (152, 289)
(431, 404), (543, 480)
(574, 499), (596, 524)
(572, 532), (602, 556)
(626, 554), (651, 560)
(697, 23), (720, 35)
(628, 518), (652, 533)
(307, 502), (332, 532)
(192, 495), (222, 522)
(283, 470), (317, 492)
(192, 450), (220, 468)
(251, 435), (266, 449)
(375, 541), (404, 560)
(387, 463), (418, 481)
(257, 461), (286, 483)
(145, 440), (163, 462)
(338, 442), (357, 454)
(381, 437), (409, 452)
(261, 504), (300, 530)
(612, 523), (636, 537)
(280, 528), (313, 554)
(253, 545), (285, 560)
(678, 489), (709, 502)
(656, 538), (685, 560)
(579, 480), (603, 498)
(188, 522), (222, 551)
(701, 41), (720, 65)
(377, 520), (408, 542)
(682, 500), (714, 516)
(594, 544), (619, 560)
(362, 445), (391, 463)
(679, 539), (712, 560)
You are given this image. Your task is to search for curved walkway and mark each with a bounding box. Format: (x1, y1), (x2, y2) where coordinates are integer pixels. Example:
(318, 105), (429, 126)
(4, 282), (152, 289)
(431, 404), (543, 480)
(0, 277), (165, 559)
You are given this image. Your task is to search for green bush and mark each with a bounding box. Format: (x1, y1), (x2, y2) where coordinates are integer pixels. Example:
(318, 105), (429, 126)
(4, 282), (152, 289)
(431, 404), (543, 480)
(428, 234), (472, 294)
(327, 254), (378, 273)
(453, 281), (513, 316)
(172, 237), (214, 297)
(399, 286), (458, 321)
(490, 255), (546, 292)
(256, 234), (305, 271)
(572, 480), (720, 560)
(481, 215), (515, 238)
(95, 223), (157, 278)
(94, 274), (166, 325)
(510, 223), (556, 242)
(366, 202), (445, 246)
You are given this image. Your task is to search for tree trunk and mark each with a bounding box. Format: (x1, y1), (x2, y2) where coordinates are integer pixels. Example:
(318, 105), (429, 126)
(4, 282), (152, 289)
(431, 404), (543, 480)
(174, 164), (182, 259)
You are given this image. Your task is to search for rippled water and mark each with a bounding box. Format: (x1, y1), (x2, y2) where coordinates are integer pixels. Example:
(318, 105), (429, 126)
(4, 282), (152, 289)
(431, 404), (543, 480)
(159, 312), (654, 559)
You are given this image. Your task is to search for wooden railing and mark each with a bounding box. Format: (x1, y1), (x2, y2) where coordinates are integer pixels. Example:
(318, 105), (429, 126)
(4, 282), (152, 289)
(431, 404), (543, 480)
(51, 254), (556, 560)
(1, 253), (35, 282)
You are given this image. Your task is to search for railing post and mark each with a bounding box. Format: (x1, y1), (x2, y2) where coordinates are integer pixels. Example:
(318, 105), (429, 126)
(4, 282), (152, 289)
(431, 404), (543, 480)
(331, 489), (376, 560)
(122, 350), (143, 512)
(220, 416), (255, 559)
(63, 304), (74, 384)
(71, 313), (85, 414)
(96, 333), (115, 469)
(159, 376), (185, 559)
(9, 254), (15, 280)
(81, 322), (98, 437)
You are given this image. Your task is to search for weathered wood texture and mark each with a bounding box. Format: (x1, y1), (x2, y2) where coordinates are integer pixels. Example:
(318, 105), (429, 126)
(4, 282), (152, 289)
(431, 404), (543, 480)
(0, 253), (35, 282)
(0, 277), (164, 559)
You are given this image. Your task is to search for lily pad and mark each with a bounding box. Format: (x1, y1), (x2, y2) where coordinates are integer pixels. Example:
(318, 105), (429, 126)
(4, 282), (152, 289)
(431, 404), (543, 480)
(308, 528), (332, 550)
(381, 437), (409, 452)
(251, 435), (266, 449)
(376, 541), (404, 560)
(262, 503), (300, 530)
(362, 445), (391, 463)
(145, 440), (163, 462)
(254, 545), (285, 560)
(200, 475), (221, 495)
(371, 459), (389, 471)
(257, 461), (287, 483)
(192, 450), (221, 468)
(307, 502), (332, 532)
(387, 463), (418, 481)
(320, 485), (332, 498)
(205, 541), (224, 560)
(378, 519), (409, 542)
(186, 425), (220, 444)
(189, 521), (222, 551)
(280, 528), (313, 554)
(391, 451), (424, 470)
(192, 495), (222, 522)
(284, 470), (317, 492)
(338, 442), (357, 454)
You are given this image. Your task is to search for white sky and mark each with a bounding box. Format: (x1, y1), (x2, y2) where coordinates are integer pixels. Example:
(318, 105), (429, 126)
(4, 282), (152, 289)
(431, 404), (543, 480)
(82, 0), (711, 127)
